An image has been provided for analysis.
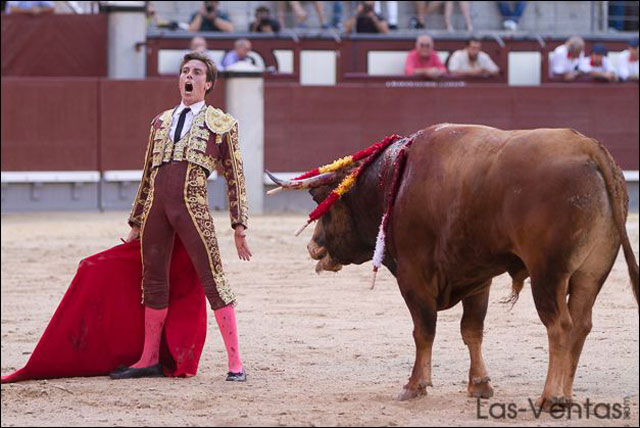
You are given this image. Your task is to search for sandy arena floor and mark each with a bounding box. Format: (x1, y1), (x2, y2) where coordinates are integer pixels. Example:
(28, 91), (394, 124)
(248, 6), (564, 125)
(1, 211), (638, 427)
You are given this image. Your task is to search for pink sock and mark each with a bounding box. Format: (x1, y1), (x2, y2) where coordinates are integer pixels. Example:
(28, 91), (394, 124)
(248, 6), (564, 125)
(131, 307), (168, 368)
(214, 305), (243, 373)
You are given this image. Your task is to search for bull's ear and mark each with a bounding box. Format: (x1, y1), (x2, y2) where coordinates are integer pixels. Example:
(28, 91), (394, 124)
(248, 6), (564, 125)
(309, 186), (331, 204)
(309, 187), (322, 204)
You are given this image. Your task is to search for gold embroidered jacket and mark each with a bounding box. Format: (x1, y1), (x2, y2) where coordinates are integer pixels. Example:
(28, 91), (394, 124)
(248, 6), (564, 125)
(128, 105), (249, 230)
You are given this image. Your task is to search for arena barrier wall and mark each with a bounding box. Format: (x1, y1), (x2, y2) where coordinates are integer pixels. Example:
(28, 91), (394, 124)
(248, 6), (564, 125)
(1, 14), (108, 77)
(1, 78), (638, 212)
(263, 83), (639, 172)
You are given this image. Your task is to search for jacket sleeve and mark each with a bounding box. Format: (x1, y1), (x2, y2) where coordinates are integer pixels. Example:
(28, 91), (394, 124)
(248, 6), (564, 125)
(128, 124), (156, 228)
(218, 122), (249, 229)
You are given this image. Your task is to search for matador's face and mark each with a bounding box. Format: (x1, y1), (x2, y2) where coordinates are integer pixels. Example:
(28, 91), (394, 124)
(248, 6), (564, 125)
(179, 59), (212, 106)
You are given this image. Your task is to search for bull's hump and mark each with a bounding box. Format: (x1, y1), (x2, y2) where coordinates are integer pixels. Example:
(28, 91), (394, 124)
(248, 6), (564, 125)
(432, 123), (496, 132)
(433, 123), (454, 132)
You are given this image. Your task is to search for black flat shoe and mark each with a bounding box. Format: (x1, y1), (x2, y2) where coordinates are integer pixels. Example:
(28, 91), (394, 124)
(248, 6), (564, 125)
(109, 363), (163, 380)
(226, 370), (246, 382)
(109, 365), (128, 375)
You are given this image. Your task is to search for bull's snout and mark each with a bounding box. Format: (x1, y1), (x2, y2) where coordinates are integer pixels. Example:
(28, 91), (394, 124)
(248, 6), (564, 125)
(307, 240), (327, 260)
(315, 256), (343, 274)
(307, 240), (342, 273)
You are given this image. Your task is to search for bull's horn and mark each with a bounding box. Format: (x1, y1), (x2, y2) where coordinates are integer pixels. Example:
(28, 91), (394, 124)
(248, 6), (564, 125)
(265, 170), (286, 186)
(265, 170), (336, 190)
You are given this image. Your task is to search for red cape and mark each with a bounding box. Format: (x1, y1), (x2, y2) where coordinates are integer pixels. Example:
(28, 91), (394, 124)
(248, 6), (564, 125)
(1, 238), (207, 383)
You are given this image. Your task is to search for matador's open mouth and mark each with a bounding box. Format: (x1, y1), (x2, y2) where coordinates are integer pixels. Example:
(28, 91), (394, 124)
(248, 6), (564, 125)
(185, 82), (193, 93)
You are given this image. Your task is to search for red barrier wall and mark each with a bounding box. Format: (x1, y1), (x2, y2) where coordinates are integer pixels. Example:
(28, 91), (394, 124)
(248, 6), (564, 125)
(264, 83), (639, 171)
(1, 14), (108, 77)
(1, 77), (226, 171)
(1, 79), (638, 172)
(99, 78), (226, 170)
(1, 78), (99, 171)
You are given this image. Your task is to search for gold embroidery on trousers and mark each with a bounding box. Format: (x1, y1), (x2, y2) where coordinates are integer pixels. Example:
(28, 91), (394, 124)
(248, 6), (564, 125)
(183, 163), (236, 306)
(138, 168), (159, 304)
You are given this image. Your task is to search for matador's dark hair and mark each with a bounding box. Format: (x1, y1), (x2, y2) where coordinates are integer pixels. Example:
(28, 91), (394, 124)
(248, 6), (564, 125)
(180, 51), (217, 94)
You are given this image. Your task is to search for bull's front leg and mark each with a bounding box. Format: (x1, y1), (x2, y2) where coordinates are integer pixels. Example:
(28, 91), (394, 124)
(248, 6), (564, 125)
(397, 271), (437, 401)
(460, 284), (494, 399)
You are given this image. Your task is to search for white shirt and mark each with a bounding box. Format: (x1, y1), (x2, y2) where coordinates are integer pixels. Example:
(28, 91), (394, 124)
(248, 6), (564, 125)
(448, 49), (499, 74)
(616, 49), (639, 81)
(169, 100), (205, 142)
(578, 56), (615, 75)
(550, 44), (584, 77)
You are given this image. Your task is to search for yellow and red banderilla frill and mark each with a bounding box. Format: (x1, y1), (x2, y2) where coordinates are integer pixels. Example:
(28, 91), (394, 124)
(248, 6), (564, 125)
(267, 133), (414, 288)
(292, 134), (403, 235)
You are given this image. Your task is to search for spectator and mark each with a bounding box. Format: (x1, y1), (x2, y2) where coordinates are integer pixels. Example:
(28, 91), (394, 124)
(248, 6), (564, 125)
(624, 2), (639, 31)
(277, 1), (328, 29)
(221, 39), (260, 70)
(188, 1), (233, 33)
(405, 34), (447, 79)
(579, 44), (618, 82)
(190, 36), (208, 54)
(448, 38), (500, 78)
(147, 2), (184, 31)
(550, 36), (585, 81)
(188, 36), (222, 69)
(608, 1), (625, 32)
(411, 1), (472, 32)
(5, 0), (54, 14)
(146, 2), (159, 28)
(616, 37), (639, 81)
(249, 5), (281, 33)
(330, 1), (344, 29)
(374, 1), (398, 30)
(345, 1), (389, 34)
(444, 1), (472, 31)
(608, 2), (638, 32)
(410, 1), (439, 29)
(497, 1), (526, 31)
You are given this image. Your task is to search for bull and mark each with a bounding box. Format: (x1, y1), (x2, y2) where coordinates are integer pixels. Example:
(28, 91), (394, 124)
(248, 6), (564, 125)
(268, 124), (639, 409)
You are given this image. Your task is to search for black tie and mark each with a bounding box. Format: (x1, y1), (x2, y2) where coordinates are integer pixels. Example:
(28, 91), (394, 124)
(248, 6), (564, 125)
(173, 107), (191, 143)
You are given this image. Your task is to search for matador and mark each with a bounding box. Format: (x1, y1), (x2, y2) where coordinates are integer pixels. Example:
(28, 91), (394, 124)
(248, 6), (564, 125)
(110, 51), (251, 382)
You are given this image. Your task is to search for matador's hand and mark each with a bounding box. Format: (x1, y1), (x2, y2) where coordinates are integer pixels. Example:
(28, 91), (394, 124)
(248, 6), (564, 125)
(234, 225), (252, 261)
(125, 226), (140, 243)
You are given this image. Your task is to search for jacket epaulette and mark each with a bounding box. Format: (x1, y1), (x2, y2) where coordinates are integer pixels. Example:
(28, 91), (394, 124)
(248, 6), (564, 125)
(205, 106), (237, 134)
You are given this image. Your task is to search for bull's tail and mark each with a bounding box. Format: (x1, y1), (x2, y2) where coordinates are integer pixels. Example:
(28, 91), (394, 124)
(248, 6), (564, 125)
(588, 136), (639, 306)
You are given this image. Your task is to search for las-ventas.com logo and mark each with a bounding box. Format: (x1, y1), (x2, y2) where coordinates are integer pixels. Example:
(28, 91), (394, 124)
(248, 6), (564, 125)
(477, 397), (631, 420)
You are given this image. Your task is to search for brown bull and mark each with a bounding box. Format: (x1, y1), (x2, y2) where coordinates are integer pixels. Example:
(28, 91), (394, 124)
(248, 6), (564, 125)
(270, 124), (639, 409)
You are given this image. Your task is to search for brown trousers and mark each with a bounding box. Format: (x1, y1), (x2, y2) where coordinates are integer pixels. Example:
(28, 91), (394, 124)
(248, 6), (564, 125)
(140, 161), (235, 310)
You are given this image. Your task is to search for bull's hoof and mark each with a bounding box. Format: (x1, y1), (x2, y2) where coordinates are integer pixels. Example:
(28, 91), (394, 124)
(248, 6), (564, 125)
(535, 395), (572, 412)
(396, 382), (427, 401)
(467, 377), (494, 399)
